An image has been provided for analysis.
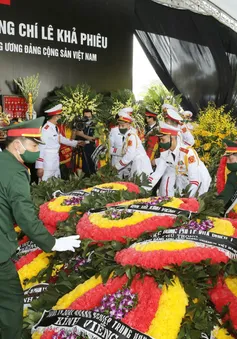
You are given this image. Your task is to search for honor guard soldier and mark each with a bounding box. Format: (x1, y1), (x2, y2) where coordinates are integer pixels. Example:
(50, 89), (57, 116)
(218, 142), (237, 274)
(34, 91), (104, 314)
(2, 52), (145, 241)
(114, 113), (152, 179)
(149, 122), (211, 197)
(144, 108), (159, 161)
(0, 118), (81, 339)
(35, 104), (81, 181)
(109, 108), (136, 178)
(162, 104), (195, 146)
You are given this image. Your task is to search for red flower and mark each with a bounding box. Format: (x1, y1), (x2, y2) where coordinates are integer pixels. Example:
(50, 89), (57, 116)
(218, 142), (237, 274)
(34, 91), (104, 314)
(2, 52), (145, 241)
(122, 275), (162, 332)
(41, 329), (57, 338)
(77, 213), (175, 242)
(68, 275), (128, 309)
(15, 249), (43, 270)
(39, 202), (69, 227)
(209, 278), (237, 330)
(116, 182), (140, 194)
(179, 198), (199, 213)
(66, 274), (161, 334)
(115, 247), (229, 270)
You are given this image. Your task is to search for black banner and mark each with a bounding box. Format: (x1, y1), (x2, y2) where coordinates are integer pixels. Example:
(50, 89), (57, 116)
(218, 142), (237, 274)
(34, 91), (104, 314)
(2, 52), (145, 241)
(52, 189), (90, 198)
(33, 310), (153, 339)
(116, 204), (192, 218)
(147, 229), (237, 258)
(92, 187), (118, 194)
(17, 240), (39, 257)
(24, 283), (49, 309)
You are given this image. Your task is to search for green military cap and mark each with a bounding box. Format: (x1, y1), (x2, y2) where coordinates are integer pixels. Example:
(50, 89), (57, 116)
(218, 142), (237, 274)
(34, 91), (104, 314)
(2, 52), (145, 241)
(0, 117), (45, 143)
(223, 138), (237, 155)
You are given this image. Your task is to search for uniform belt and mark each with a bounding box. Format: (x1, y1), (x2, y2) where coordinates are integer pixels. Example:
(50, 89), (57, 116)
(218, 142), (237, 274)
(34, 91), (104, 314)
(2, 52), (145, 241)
(45, 149), (59, 153)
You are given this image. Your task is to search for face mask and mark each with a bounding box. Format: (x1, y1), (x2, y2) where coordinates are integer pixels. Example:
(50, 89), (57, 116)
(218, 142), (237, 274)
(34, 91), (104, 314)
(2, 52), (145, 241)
(119, 128), (128, 135)
(159, 141), (171, 150)
(17, 141), (40, 163)
(227, 163), (237, 172)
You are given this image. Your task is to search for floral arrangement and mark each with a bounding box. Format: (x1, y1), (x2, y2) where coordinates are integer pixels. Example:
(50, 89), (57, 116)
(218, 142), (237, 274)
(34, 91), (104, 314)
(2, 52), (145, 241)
(142, 84), (182, 120)
(16, 249), (54, 289)
(39, 182), (140, 227)
(93, 287), (138, 319)
(49, 274), (187, 339)
(77, 197), (199, 242)
(192, 103), (237, 177)
(39, 195), (84, 227)
(104, 208), (133, 220)
(115, 217), (237, 270)
(14, 73), (41, 103)
(52, 84), (103, 123)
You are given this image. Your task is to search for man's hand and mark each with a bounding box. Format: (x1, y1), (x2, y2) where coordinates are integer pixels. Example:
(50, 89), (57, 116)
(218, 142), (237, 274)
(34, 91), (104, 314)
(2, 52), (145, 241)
(77, 140), (85, 147)
(37, 169), (44, 178)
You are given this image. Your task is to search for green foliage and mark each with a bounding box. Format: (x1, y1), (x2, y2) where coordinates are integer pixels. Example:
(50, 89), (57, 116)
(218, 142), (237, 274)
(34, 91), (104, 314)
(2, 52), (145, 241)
(14, 73), (41, 103)
(142, 84), (183, 119)
(47, 84), (103, 123)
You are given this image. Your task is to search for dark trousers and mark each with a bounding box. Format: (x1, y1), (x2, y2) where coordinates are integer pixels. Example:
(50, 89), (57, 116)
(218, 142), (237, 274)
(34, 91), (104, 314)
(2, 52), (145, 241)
(0, 259), (23, 339)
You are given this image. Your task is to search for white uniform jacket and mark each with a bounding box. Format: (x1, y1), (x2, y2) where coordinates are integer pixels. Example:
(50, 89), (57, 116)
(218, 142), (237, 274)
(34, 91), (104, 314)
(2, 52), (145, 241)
(35, 121), (77, 180)
(179, 124), (195, 146)
(114, 129), (152, 178)
(149, 143), (211, 197)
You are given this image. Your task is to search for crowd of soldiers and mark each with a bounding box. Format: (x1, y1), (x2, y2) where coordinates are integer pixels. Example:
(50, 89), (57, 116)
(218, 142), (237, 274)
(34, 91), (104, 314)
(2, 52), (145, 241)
(109, 104), (211, 198)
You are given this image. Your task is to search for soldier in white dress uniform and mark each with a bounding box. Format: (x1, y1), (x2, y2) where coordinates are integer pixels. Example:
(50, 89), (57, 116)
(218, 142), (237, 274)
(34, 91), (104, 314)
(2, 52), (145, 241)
(109, 108), (136, 178)
(149, 122), (211, 197)
(35, 104), (81, 181)
(162, 104), (195, 146)
(113, 113), (152, 179)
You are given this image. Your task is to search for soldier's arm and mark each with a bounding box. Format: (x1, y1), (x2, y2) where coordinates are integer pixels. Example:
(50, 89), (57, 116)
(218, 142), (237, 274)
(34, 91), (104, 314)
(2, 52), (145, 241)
(7, 171), (55, 252)
(115, 134), (136, 170)
(186, 150), (200, 197)
(148, 156), (168, 188)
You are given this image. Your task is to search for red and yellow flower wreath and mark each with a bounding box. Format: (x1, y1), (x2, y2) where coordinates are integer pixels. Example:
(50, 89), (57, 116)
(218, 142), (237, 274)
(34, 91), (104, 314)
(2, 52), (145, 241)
(77, 197), (199, 242)
(115, 217), (237, 270)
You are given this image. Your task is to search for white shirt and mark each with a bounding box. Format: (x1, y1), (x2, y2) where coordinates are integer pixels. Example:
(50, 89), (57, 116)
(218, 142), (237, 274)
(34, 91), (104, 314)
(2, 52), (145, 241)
(35, 121), (77, 169)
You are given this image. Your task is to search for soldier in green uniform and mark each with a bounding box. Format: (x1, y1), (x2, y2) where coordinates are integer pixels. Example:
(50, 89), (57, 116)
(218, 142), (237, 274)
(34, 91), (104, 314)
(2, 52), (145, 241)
(218, 139), (237, 206)
(0, 117), (81, 339)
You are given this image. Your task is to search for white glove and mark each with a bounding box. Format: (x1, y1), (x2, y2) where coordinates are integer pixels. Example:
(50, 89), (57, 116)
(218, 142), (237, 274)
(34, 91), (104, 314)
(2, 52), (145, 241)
(52, 235), (81, 252)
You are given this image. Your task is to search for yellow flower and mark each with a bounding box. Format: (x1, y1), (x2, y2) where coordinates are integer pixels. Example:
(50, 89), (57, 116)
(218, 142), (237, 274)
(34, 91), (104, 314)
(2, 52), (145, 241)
(48, 196), (82, 212)
(225, 276), (237, 297)
(212, 327), (234, 339)
(89, 211), (155, 229)
(54, 275), (103, 310)
(147, 277), (188, 339)
(18, 252), (55, 289)
(134, 241), (195, 252)
(209, 218), (235, 236)
(203, 143), (211, 151)
(32, 334), (41, 339)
